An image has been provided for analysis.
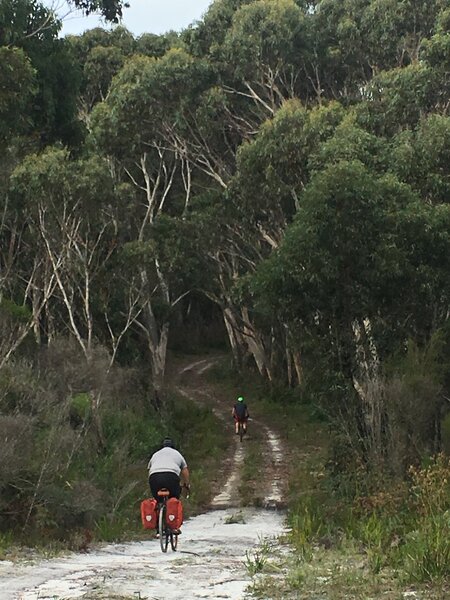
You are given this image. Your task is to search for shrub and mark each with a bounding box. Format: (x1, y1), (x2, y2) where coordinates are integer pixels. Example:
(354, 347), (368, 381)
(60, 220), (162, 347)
(408, 453), (450, 517)
(402, 512), (450, 582)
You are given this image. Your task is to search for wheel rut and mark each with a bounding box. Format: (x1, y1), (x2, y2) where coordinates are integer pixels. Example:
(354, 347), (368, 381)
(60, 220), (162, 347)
(175, 356), (288, 510)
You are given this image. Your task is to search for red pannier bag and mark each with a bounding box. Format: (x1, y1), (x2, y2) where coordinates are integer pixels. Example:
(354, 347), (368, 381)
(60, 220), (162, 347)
(140, 498), (158, 529)
(165, 497), (183, 530)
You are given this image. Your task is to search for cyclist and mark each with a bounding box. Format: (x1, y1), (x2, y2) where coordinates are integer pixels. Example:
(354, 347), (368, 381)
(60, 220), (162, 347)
(148, 437), (190, 500)
(232, 395), (249, 435)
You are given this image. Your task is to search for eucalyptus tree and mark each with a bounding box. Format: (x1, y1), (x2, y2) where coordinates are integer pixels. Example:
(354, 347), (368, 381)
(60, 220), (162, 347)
(0, 48), (36, 144)
(8, 148), (142, 443)
(301, 0), (447, 102)
(67, 27), (136, 122)
(67, 0), (126, 22)
(218, 0), (307, 115)
(136, 31), (183, 58)
(218, 100), (345, 380)
(91, 50), (217, 404)
(250, 155), (450, 447)
(0, 0), (81, 146)
(389, 114), (450, 205)
(9, 147), (139, 355)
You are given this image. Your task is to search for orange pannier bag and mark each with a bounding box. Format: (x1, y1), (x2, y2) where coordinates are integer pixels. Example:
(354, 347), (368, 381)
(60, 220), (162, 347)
(165, 497), (183, 530)
(140, 498), (158, 529)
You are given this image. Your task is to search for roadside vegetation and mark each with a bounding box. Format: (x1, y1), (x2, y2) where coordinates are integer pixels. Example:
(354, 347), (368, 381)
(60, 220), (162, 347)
(210, 360), (450, 598)
(0, 342), (228, 554)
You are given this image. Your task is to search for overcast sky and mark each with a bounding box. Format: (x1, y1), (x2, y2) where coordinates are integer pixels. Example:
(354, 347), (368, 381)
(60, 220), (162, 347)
(47, 0), (213, 37)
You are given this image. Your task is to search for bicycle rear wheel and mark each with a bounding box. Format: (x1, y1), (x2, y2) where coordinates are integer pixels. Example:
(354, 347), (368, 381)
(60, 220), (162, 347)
(239, 421), (244, 442)
(170, 530), (178, 551)
(158, 504), (169, 553)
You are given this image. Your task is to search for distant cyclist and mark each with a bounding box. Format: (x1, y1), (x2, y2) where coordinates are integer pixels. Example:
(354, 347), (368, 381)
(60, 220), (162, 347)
(232, 396), (249, 435)
(148, 437), (190, 500)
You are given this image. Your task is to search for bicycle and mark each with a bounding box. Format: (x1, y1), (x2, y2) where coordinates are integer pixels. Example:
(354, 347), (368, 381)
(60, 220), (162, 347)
(156, 489), (178, 552)
(236, 419), (248, 442)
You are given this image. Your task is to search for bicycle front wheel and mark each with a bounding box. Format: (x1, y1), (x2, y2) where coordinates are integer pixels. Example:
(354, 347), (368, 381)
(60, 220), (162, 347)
(158, 504), (169, 553)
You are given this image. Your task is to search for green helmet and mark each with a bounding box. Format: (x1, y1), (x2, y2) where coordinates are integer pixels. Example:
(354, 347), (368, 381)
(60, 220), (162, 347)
(237, 396), (244, 402)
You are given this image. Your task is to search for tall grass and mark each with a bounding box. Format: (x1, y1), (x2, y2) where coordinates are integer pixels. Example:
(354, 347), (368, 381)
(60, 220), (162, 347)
(288, 454), (450, 583)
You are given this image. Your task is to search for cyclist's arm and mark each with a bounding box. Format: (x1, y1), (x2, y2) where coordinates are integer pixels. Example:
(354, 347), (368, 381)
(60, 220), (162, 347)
(180, 466), (190, 487)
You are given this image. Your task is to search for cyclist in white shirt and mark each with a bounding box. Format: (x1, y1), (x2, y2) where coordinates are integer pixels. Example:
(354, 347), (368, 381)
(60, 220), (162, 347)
(148, 437), (190, 499)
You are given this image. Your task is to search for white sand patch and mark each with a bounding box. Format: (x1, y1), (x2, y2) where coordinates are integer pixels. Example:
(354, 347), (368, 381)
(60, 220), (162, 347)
(210, 443), (245, 508)
(263, 428), (284, 508)
(0, 509), (286, 600)
(179, 358), (212, 375)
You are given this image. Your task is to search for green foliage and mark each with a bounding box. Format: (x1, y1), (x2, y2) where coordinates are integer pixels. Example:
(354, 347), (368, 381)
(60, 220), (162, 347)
(0, 531), (13, 558)
(94, 514), (131, 542)
(244, 538), (274, 575)
(0, 46), (36, 142)
(102, 408), (160, 461)
(0, 298), (31, 322)
(287, 453), (450, 585)
(0, 0), (82, 145)
(402, 513), (450, 582)
(67, 0), (126, 22)
(222, 0), (306, 79)
(70, 393), (91, 424)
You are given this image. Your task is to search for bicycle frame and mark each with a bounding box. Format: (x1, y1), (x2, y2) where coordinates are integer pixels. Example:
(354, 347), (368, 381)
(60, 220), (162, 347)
(156, 489), (178, 553)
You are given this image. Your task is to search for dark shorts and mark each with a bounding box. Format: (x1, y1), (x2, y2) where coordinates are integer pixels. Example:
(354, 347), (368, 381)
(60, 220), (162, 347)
(233, 416), (248, 423)
(149, 472), (181, 499)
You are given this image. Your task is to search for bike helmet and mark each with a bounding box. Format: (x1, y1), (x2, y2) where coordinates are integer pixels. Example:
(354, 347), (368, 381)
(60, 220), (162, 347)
(237, 396), (244, 402)
(162, 437), (174, 448)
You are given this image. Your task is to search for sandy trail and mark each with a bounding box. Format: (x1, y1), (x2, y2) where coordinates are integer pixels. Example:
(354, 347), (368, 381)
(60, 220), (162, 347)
(0, 509), (285, 600)
(177, 358), (286, 509)
(0, 358), (287, 600)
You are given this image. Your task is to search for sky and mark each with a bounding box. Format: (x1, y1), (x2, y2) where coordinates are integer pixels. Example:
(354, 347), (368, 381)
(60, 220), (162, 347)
(46, 0), (213, 37)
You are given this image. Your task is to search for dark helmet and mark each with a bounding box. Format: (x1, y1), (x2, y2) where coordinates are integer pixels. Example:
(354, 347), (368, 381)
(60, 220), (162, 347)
(162, 437), (174, 448)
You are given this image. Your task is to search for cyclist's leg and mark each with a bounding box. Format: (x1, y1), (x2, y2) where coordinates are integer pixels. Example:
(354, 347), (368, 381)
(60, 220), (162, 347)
(243, 417), (248, 433)
(149, 472), (168, 498)
(165, 472), (181, 499)
(234, 416), (240, 434)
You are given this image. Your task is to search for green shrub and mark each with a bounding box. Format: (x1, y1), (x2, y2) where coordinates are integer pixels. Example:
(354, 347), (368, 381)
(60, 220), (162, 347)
(441, 412), (450, 454)
(95, 514), (131, 542)
(69, 392), (91, 425)
(289, 497), (328, 560)
(402, 513), (450, 582)
(0, 531), (13, 558)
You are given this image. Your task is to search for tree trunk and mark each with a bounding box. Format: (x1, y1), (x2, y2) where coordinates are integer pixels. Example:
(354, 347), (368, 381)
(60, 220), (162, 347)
(223, 306), (244, 369)
(241, 307), (273, 380)
(147, 319), (169, 411)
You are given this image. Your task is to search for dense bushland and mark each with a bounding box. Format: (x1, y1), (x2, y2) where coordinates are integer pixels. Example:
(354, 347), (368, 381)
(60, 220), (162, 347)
(0, 338), (228, 547)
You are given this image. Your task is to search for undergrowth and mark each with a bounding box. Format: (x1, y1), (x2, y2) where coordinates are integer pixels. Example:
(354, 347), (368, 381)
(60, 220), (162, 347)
(0, 388), (228, 552)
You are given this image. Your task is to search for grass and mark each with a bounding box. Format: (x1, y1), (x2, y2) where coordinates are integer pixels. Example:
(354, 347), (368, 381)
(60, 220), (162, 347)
(170, 391), (231, 515)
(0, 531), (13, 558)
(238, 426), (266, 506)
(224, 511), (247, 524)
(244, 538), (275, 576)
